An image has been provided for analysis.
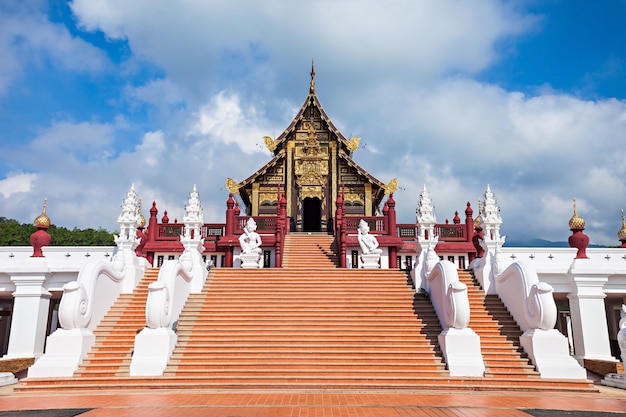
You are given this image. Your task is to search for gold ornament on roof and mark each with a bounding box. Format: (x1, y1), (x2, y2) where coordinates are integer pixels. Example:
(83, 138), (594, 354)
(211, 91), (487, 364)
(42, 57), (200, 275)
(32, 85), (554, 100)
(225, 178), (240, 194)
(384, 178), (398, 195)
(310, 59), (316, 93)
(34, 197), (51, 229)
(263, 136), (277, 152)
(568, 198), (586, 229)
(346, 136), (360, 153)
(618, 209), (626, 241)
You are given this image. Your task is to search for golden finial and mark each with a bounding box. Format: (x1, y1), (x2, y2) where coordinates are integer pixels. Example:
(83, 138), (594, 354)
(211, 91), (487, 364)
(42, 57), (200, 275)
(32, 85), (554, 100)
(226, 178), (240, 194)
(34, 197), (51, 229)
(384, 178), (398, 195)
(263, 136), (277, 152)
(137, 197), (146, 228)
(618, 209), (626, 241)
(474, 198), (483, 227)
(346, 136), (360, 153)
(568, 197), (585, 229)
(310, 59), (315, 93)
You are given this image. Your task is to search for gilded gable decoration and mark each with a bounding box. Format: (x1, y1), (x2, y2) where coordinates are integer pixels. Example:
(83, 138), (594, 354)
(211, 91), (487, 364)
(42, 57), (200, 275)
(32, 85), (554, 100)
(301, 185), (324, 200)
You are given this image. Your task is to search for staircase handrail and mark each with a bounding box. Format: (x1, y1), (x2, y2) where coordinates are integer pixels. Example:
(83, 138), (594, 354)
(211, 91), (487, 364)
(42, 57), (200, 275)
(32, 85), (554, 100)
(494, 259), (586, 378)
(425, 260), (471, 329)
(495, 260), (557, 331)
(424, 259), (485, 376)
(58, 260), (125, 330)
(145, 259), (194, 329)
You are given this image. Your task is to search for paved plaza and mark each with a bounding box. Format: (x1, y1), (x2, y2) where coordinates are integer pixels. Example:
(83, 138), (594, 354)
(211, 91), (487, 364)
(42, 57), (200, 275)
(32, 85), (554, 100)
(0, 384), (624, 416)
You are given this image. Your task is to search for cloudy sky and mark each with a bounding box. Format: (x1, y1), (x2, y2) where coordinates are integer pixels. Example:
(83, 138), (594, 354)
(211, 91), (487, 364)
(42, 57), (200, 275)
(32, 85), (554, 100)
(1, 0), (626, 246)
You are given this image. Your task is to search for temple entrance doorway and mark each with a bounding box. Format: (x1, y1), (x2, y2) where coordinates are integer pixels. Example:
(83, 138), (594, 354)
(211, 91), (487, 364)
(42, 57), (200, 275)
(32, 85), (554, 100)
(302, 197), (322, 232)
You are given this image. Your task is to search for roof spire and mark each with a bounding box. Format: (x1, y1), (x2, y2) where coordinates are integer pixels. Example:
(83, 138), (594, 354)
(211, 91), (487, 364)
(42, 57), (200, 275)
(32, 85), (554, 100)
(310, 59), (316, 93)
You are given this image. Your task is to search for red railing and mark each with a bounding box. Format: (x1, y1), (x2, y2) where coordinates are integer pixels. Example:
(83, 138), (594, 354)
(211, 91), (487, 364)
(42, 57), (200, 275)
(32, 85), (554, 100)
(397, 224), (417, 238)
(235, 216), (277, 234)
(434, 224), (466, 241)
(157, 223), (225, 241)
(157, 224), (184, 240)
(345, 217), (387, 234)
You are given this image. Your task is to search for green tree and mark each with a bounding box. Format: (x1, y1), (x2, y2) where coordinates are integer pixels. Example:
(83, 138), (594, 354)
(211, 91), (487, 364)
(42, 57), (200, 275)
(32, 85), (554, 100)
(0, 218), (33, 245)
(0, 218), (115, 246)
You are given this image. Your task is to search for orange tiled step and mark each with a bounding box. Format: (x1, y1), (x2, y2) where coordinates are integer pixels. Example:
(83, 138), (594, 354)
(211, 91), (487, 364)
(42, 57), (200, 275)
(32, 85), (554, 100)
(15, 374), (596, 392)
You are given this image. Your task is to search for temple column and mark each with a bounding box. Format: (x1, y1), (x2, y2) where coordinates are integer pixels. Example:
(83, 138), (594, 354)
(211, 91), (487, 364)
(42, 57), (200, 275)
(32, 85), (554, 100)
(364, 183), (372, 216)
(223, 194), (236, 268)
(387, 194), (398, 269)
(286, 142), (294, 218)
(5, 262), (51, 359)
(567, 260), (615, 362)
(330, 142), (337, 218)
(251, 183), (259, 216)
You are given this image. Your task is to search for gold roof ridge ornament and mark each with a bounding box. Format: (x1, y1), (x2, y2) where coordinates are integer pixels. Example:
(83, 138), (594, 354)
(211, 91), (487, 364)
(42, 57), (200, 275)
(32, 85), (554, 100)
(263, 136), (277, 153)
(346, 136), (360, 153)
(225, 178), (240, 194)
(384, 178), (398, 195)
(310, 59), (315, 93)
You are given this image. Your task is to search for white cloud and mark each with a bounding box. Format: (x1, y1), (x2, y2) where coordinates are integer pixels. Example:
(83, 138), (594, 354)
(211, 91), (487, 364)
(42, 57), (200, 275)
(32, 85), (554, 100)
(69, 0), (535, 98)
(0, 172), (37, 198)
(134, 130), (166, 167)
(0, 1), (109, 94)
(125, 78), (184, 108)
(188, 92), (278, 154)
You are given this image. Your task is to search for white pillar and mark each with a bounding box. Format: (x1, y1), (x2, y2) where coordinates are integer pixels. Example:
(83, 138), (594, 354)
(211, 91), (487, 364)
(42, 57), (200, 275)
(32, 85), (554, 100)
(567, 259), (615, 362)
(5, 262), (51, 359)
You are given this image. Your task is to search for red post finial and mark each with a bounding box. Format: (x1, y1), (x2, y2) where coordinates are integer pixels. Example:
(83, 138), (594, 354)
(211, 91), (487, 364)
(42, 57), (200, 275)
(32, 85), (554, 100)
(568, 198), (589, 259)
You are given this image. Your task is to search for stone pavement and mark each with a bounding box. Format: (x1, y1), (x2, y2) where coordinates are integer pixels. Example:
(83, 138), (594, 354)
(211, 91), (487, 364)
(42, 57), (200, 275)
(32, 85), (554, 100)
(0, 384), (625, 417)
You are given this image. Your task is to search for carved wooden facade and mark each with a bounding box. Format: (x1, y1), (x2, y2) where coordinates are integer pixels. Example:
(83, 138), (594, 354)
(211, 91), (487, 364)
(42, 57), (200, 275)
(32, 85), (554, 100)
(228, 68), (389, 232)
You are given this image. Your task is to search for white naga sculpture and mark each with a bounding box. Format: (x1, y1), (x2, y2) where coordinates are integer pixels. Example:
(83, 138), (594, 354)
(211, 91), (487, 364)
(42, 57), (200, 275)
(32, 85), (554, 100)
(239, 217), (263, 268)
(357, 219), (382, 268)
(618, 304), (626, 364)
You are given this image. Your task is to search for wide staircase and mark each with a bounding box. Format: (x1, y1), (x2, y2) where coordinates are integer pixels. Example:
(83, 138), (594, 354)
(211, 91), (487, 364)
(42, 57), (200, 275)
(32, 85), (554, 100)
(19, 235), (595, 392)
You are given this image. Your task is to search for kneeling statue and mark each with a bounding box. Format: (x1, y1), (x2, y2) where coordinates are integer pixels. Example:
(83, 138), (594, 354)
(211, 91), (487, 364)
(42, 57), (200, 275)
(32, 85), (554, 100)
(357, 219), (382, 268)
(239, 217), (263, 268)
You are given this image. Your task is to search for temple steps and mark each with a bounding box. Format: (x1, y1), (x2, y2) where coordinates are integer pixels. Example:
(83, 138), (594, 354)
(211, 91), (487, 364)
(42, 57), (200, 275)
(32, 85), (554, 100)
(282, 234), (338, 268)
(458, 270), (540, 378)
(48, 268), (159, 379)
(18, 235), (596, 393)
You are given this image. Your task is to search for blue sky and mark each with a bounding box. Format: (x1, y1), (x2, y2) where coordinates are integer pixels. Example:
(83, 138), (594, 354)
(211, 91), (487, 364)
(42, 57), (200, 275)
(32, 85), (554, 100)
(1, 0), (626, 246)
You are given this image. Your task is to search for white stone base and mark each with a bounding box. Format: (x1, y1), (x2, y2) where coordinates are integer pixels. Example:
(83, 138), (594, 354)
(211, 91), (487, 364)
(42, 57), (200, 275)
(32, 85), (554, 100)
(27, 328), (95, 378)
(360, 253), (381, 269)
(520, 328), (587, 379)
(438, 328), (485, 377)
(0, 372), (16, 386)
(602, 372), (626, 390)
(240, 252), (262, 268)
(129, 327), (177, 376)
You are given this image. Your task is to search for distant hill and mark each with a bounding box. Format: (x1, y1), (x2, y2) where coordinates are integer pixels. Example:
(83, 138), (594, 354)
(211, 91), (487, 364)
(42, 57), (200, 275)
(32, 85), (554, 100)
(503, 238), (606, 248)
